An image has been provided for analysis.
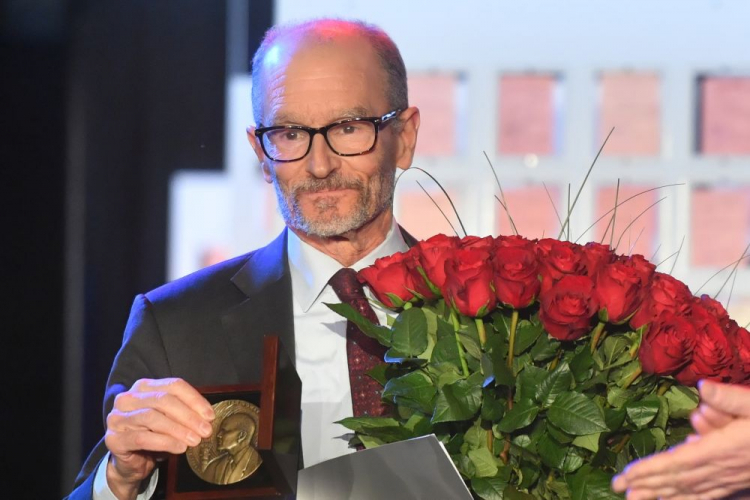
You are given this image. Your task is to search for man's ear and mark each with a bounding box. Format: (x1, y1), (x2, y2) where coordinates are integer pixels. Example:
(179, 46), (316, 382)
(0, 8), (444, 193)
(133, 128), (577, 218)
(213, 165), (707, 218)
(393, 106), (420, 172)
(247, 126), (273, 184)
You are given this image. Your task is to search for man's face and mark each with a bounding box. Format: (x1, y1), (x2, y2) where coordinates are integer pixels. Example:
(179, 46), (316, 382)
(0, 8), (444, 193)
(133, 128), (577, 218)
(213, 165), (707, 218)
(249, 35), (413, 237)
(216, 416), (249, 452)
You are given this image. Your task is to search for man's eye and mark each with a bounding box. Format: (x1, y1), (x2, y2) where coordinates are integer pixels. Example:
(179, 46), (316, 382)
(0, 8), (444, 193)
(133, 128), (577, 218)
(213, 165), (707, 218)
(282, 131), (301, 141)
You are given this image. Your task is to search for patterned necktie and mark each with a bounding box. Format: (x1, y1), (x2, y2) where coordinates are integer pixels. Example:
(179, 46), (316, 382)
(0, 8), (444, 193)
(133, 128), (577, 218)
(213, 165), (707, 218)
(328, 268), (389, 417)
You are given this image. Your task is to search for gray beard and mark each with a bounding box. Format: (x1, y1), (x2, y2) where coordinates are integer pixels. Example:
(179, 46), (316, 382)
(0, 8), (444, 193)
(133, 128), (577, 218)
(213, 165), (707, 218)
(270, 168), (395, 237)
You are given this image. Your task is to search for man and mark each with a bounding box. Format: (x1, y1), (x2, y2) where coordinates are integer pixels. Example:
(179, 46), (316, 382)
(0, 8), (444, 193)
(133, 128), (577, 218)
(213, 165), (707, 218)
(202, 412), (262, 485)
(67, 18), (420, 500)
(612, 380), (750, 499)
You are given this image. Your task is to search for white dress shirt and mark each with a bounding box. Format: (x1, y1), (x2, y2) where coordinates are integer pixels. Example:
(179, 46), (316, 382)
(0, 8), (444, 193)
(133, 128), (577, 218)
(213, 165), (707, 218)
(94, 221), (408, 498)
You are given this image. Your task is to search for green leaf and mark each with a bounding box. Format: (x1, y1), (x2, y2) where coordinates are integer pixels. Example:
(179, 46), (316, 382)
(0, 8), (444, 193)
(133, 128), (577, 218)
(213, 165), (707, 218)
(654, 395), (669, 429)
(563, 446), (586, 473)
(336, 417), (412, 443)
(650, 427), (666, 452)
(665, 385), (699, 419)
(536, 362), (574, 407)
(359, 434), (385, 449)
(513, 319), (544, 355)
(566, 465), (621, 500)
(481, 388), (506, 421)
(486, 333), (515, 387)
(468, 447), (499, 478)
(570, 347), (594, 383)
(382, 371), (436, 414)
(537, 432), (567, 469)
(459, 330), (482, 359)
(325, 302), (392, 346)
(515, 365), (547, 402)
(530, 333), (560, 362)
(547, 423), (574, 444)
(493, 313), (511, 338)
(666, 425), (693, 446)
(464, 420), (487, 450)
(572, 432), (601, 453)
(548, 392), (609, 436)
(365, 364), (389, 386)
(390, 307), (429, 356)
(600, 335), (629, 367)
(403, 412), (432, 436)
(604, 408), (627, 432)
(614, 359), (642, 388)
(503, 486), (536, 500)
(431, 371), (483, 423)
(472, 477), (508, 500)
(606, 386), (634, 409)
(630, 428), (656, 458)
(624, 395), (660, 430)
(432, 318), (461, 364)
(496, 399), (540, 433)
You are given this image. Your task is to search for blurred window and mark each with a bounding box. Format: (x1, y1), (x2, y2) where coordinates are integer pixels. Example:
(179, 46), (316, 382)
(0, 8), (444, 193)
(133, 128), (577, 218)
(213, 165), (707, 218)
(699, 76), (750, 155)
(691, 186), (750, 267)
(497, 74), (562, 156)
(496, 185), (561, 239)
(594, 185), (658, 257)
(598, 72), (661, 156)
(408, 73), (466, 156)
(396, 188), (461, 240)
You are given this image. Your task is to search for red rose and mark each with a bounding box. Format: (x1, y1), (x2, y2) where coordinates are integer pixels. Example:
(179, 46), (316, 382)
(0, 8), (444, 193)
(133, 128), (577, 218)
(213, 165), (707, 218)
(539, 275), (599, 341)
(638, 314), (696, 376)
(697, 295), (729, 323)
(460, 235), (494, 252)
(492, 245), (540, 309)
(629, 272), (693, 330)
(675, 306), (735, 386)
(495, 234), (536, 249)
(443, 249), (497, 317)
(401, 247), (439, 301)
(627, 254), (657, 286)
(581, 242), (615, 276)
(729, 326), (750, 384)
(593, 260), (645, 324)
(358, 251), (418, 308)
(414, 234), (460, 290)
(536, 239), (586, 294)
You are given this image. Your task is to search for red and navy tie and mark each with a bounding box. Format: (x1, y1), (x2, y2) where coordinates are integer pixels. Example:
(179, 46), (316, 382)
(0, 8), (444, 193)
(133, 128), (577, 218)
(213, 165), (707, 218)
(328, 268), (389, 417)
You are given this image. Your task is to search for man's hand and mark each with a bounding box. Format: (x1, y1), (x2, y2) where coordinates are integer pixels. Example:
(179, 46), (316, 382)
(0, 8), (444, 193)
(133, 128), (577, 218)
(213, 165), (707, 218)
(611, 381), (750, 499)
(104, 378), (215, 500)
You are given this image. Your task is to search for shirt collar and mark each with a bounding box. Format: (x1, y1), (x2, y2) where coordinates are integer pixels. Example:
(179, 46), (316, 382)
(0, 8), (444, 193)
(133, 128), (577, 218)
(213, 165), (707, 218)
(287, 220), (410, 313)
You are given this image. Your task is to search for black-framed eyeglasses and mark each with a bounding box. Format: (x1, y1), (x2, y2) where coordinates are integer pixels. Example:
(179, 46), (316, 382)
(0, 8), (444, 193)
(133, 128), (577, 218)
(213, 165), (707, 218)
(254, 109), (402, 162)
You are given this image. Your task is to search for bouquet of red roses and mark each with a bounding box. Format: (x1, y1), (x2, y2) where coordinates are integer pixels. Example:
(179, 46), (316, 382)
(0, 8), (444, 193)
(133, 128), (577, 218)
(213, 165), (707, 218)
(328, 233), (750, 499)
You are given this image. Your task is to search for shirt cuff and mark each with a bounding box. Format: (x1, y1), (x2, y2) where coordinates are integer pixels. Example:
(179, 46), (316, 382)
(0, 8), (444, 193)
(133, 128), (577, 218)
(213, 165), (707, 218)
(92, 452), (159, 500)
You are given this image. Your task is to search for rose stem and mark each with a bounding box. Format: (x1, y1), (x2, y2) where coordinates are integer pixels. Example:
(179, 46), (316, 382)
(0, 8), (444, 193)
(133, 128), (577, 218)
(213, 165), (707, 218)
(403, 302), (413, 310)
(622, 365), (643, 389)
(451, 310), (470, 377)
(612, 434), (631, 454)
(657, 379), (673, 396)
(475, 318), (487, 347)
(590, 321), (606, 353)
(507, 310), (519, 368)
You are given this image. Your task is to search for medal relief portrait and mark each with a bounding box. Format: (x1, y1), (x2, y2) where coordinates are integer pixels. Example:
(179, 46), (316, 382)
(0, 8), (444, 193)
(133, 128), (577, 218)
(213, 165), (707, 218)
(186, 401), (263, 485)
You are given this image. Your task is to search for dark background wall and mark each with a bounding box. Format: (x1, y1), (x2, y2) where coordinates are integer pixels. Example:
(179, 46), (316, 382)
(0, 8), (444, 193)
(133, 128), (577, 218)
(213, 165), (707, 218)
(1, 1), (271, 496)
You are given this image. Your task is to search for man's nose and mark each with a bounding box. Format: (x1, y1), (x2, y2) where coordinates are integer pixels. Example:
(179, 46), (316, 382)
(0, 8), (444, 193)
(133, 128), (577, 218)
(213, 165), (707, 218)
(305, 133), (338, 178)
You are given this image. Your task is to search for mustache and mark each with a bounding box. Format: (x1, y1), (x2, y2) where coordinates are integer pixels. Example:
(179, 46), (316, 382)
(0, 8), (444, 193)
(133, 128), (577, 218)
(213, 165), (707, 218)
(289, 174), (364, 195)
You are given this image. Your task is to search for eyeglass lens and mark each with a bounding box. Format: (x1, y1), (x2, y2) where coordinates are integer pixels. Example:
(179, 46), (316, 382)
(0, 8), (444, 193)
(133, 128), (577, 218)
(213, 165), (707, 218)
(263, 121), (377, 161)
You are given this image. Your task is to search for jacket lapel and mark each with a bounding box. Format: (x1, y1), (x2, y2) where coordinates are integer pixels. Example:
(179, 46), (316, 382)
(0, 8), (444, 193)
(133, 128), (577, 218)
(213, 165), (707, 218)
(220, 229), (296, 383)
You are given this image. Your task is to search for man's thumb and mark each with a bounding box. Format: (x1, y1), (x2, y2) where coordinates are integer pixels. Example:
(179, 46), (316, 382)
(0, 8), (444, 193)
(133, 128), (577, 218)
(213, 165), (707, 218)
(700, 380), (750, 417)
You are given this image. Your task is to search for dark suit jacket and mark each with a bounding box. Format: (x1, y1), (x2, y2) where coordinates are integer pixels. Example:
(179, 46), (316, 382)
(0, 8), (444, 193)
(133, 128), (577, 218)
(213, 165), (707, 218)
(68, 226), (417, 499)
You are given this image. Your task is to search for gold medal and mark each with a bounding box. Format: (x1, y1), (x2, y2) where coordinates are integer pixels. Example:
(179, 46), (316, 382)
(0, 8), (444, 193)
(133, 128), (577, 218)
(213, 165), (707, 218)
(185, 400), (263, 485)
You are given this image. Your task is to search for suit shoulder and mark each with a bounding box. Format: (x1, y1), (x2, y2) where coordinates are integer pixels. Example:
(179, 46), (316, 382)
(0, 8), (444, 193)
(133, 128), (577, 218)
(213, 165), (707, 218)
(145, 252), (251, 306)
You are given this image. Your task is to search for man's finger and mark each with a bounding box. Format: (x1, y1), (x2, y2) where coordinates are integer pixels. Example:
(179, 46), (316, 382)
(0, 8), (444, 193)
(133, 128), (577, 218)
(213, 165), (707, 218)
(699, 380), (750, 418)
(117, 391), (213, 438)
(106, 428), (189, 456)
(132, 378), (215, 420)
(107, 407), (204, 448)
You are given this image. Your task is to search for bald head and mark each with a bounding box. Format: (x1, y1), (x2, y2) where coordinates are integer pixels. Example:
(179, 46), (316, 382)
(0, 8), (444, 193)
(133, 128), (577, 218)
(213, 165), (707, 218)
(251, 19), (408, 125)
